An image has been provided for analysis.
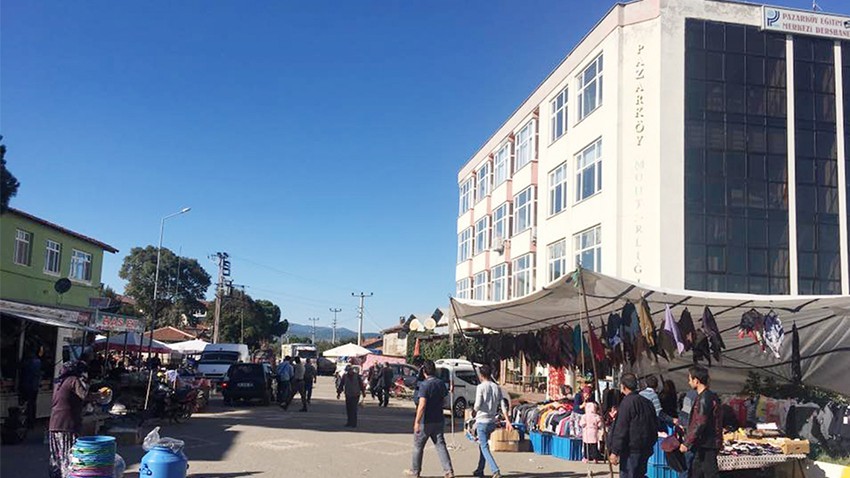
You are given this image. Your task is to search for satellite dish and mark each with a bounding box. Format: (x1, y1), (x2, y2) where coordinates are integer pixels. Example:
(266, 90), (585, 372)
(424, 318), (437, 331)
(409, 318), (423, 332)
(54, 278), (72, 294)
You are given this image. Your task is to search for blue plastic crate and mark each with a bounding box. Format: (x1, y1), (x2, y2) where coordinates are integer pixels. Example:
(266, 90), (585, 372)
(649, 437), (667, 466)
(551, 436), (584, 461)
(529, 431), (552, 455)
(648, 464), (678, 478)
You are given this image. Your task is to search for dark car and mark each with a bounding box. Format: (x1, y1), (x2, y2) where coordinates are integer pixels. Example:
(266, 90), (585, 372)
(316, 357), (336, 376)
(221, 363), (273, 406)
(387, 363), (420, 388)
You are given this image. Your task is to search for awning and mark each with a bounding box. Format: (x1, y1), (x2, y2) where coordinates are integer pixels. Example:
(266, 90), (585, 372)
(3, 311), (94, 331)
(450, 270), (850, 395)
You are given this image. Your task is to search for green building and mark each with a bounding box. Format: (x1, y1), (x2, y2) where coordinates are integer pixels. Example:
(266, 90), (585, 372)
(0, 208), (118, 308)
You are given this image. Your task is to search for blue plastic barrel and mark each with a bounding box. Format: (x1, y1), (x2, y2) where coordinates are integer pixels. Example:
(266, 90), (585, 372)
(139, 446), (188, 478)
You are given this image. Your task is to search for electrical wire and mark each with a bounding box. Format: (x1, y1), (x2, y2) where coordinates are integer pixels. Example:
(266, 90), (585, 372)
(229, 254), (356, 292)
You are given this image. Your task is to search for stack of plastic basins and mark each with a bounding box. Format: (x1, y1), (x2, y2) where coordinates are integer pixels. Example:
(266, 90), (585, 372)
(529, 431), (552, 455)
(551, 436), (584, 461)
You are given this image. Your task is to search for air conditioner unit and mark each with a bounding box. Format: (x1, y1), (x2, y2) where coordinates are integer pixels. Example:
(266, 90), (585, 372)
(492, 238), (506, 254)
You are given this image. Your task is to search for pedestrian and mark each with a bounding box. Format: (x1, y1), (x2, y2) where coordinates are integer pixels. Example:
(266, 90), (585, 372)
(304, 358), (317, 405)
(472, 364), (509, 478)
(48, 360), (89, 478)
(580, 401), (604, 463)
(380, 363), (394, 407)
(404, 359), (454, 478)
(679, 366), (722, 478)
(574, 384), (593, 414)
(292, 357), (307, 412)
(369, 365), (381, 399)
(276, 356), (293, 408)
(336, 365), (365, 427)
(608, 372), (658, 478)
(19, 348), (42, 429)
(660, 379), (679, 419)
(641, 375), (676, 428)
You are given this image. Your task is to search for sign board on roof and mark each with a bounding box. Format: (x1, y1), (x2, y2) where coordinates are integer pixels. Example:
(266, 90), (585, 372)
(762, 6), (850, 40)
(94, 312), (144, 333)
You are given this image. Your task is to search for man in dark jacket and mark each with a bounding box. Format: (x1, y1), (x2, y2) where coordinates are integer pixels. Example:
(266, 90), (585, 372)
(608, 373), (658, 478)
(680, 366), (722, 478)
(380, 364), (394, 407)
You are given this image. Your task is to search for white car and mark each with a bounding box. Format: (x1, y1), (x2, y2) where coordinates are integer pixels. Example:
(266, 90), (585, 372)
(435, 359), (481, 418)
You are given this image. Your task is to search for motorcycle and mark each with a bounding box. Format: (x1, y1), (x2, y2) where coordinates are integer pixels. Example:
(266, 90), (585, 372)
(148, 382), (198, 423)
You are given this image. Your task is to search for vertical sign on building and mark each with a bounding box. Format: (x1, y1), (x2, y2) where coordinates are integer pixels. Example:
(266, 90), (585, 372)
(633, 44), (647, 280)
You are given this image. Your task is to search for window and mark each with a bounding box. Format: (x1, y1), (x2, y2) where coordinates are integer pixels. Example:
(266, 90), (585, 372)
(13, 229), (31, 266)
(457, 228), (473, 263)
(514, 121), (535, 172)
(458, 178), (473, 215)
(548, 239), (567, 283)
(578, 54), (603, 120)
(44, 240), (61, 275)
(473, 271), (488, 301)
(455, 370), (480, 386)
(575, 138), (603, 201)
(551, 87), (569, 142)
(493, 203), (510, 244)
(474, 217), (490, 255)
(493, 143), (511, 187)
(491, 264), (509, 301)
(574, 226), (602, 272)
(549, 162), (569, 216)
(513, 187), (535, 235)
(70, 249), (92, 282)
(512, 254), (534, 297)
(455, 278), (471, 300)
(476, 162), (491, 202)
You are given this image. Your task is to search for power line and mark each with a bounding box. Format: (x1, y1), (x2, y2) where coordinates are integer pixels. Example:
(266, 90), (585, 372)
(228, 254), (356, 292)
(351, 292), (373, 346)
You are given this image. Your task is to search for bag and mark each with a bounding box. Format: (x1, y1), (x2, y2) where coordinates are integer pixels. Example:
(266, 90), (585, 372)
(661, 428), (686, 472)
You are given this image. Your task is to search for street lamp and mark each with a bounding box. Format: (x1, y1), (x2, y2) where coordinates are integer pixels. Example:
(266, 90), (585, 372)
(146, 207), (191, 357)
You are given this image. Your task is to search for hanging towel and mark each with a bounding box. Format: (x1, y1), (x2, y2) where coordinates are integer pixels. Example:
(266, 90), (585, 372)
(638, 298), (657, 348)
(763, 312), (784, 359)
(664, 305), (685, 354)
(678, 308), (696, 351)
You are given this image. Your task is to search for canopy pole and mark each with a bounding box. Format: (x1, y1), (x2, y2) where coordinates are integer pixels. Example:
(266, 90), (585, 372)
(578, 266), (610, 478)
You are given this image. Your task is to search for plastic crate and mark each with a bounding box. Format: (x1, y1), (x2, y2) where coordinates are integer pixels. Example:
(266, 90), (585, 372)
(649, 437), (667, 466)
(648, 464), (678, 478)
(529, 431), (552, 455)
(551, 436), (584, 461)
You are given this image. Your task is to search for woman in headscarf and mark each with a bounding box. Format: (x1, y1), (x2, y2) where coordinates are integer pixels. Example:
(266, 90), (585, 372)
(48, 359), (89, 478)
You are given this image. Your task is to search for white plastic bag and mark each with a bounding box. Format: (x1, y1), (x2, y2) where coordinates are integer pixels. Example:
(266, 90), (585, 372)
(142, 426), (185, 454)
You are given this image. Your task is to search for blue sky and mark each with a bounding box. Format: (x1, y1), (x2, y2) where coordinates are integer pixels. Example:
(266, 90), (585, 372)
(2, 0), (844, 333)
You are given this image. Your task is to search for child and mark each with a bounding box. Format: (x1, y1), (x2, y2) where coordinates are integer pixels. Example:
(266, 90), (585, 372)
(580, 401), (604, 463)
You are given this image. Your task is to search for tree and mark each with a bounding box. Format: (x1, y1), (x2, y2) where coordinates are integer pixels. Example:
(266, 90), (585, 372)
(0, 137), (20, 212)
(101, 286), (140, 317)
(118, 246), (212, 328)
(216, 290), (286, 350)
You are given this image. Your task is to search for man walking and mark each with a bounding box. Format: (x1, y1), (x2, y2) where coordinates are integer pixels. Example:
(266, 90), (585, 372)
(276, 356), (293, 408)
(304, 359), (317, 405)
(679, 366), (722, 478)
(472, 365), (510, 478)
(380, 363), (394, 407)
(404, 360), (454, 478)
(337, 365), (365, 427)
(608, 372), (658, 478)
(291, 357), (307, 412)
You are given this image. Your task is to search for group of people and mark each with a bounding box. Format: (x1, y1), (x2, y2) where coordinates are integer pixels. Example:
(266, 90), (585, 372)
(275, 355), (317, 412)
(367, 362), (396, 407)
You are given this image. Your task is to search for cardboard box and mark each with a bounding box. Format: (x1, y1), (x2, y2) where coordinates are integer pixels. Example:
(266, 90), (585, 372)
(491, 428), (520, 442)
(778, 439), (810, 455)
(492, 439), (531, 453)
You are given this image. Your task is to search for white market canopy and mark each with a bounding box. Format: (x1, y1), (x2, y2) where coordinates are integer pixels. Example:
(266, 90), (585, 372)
(322, 343), (372, 358)
(92, 331), (173, 354)
(168, 339), (209, 355)
(450, 270), (850, 396)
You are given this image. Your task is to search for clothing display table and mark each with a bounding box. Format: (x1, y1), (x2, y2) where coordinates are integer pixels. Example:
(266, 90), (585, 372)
(718, 454), (807, 471)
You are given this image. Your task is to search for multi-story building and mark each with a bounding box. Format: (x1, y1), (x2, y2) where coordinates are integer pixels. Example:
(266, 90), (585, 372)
(455, 0), (850, 302)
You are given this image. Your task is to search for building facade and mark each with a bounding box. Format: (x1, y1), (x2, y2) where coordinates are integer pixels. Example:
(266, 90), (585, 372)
(0, 208), (118, 308)
(455, 0), (850, 301)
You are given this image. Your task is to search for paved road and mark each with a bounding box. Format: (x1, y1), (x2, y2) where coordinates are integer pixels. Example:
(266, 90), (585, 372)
(1, 377), (608, 477)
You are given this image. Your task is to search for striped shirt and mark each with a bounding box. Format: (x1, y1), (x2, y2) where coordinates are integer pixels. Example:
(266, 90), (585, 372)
(639, 388), (662, 416)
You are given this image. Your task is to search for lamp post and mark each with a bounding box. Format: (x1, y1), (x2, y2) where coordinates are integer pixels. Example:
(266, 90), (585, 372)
(146, 207), (191, 358)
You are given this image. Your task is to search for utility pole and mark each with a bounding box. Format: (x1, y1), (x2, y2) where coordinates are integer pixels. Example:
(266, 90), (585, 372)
(308, 317), (320, 344)
(329, 307), (342, 344)
(351, 292), (373, 346)
(212, 252), (230, 344)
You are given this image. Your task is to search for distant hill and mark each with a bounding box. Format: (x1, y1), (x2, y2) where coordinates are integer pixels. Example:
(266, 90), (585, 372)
(286, 323), (379, 342)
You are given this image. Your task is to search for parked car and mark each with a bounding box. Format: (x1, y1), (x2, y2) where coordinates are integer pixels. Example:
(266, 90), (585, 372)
(316, 357), (336, 376)
(435, 359), (481, 418)
(221, 363), (273, 406)
(386, 363), (420, 388)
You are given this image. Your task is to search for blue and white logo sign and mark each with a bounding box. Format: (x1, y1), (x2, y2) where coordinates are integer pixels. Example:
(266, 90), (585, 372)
(762, 6), (850, 40)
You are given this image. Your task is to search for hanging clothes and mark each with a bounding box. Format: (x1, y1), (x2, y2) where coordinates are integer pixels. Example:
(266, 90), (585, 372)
(588, 321), (606, 363)
(763, 312), (784, 359)
(638, 298), (657, 348)
(738, 309), (766, 347)
(791, 322), (802, 383)
(657, 329), (676, 362)
(700, 306), (725, 362)
(607, 313), (623, 348)
(678, 308), (696, 351)
(664, 305), (685, 355)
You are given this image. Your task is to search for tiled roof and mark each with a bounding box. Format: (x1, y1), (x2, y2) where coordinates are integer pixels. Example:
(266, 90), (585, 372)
(6, 208), (118, 253)
(143, 326), (196, 343)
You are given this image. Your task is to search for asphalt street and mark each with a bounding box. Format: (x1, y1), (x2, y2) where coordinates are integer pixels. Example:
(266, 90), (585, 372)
(0, 377), (609, 477)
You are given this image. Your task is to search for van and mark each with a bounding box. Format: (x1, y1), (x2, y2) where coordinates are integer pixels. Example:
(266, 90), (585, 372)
(435, 359), (481, 418)
(197, 343), (250, 383)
